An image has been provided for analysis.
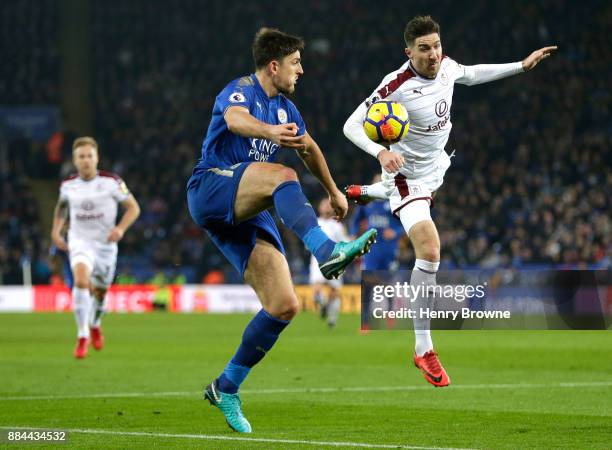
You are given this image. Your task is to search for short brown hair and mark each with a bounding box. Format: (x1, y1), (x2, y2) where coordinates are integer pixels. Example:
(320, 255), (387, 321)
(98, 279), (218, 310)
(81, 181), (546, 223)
(252, 27), (304, 70)
(404, 16), (441, 47)
(72, 136), (99, 152)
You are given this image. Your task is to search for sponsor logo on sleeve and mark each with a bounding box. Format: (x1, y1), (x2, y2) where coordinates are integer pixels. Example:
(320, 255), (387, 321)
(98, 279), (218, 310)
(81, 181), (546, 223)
(119, 181), (130, 195)
(365, 95), (380, 107)
(229, 92), (247, 103)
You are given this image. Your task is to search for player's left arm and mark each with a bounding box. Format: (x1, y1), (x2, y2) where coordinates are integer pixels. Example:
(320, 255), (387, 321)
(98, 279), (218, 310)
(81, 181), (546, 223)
(296, 132), (348, 220)
(455, 46), (557, 86)
(108, 195), (141, 242)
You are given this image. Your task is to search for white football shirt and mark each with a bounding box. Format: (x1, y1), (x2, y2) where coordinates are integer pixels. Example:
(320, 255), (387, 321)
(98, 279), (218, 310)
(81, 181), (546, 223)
(345, 56), (523, 172)
(60, 171), (131, 243)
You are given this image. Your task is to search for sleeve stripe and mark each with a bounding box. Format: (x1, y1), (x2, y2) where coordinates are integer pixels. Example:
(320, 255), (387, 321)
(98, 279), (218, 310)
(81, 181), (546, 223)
(377, 67), (416, 99)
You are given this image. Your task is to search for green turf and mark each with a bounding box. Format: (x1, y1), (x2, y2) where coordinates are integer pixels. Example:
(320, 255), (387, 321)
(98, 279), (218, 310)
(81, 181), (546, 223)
(0, 313), (610, 449)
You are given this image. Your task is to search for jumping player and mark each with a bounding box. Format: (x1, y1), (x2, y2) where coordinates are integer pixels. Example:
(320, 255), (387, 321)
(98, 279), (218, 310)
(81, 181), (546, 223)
(344, 16), (556, 387)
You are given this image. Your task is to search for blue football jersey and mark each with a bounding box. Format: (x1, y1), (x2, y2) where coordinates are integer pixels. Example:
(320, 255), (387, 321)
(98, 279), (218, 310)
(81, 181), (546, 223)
(351, 201), (404, 261)
(195, 74), (306, 170)
(350, 201), (403, 241)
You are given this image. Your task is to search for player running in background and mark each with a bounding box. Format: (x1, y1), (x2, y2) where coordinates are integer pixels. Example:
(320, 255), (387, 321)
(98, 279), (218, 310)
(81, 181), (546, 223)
(187, 28), (377, 433)
(309, 198), (350, 329)
(349, 175), (404, 331)
(344, 16), (556, 387)
(51, 137), (140, 359)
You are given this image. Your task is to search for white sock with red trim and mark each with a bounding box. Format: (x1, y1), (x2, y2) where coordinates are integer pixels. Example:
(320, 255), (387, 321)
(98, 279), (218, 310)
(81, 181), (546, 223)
(73, 288), (92, 338)
(411, 259), (439, 356)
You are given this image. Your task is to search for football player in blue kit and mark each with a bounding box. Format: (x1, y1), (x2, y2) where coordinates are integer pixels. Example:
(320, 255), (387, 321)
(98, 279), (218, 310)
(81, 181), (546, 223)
(350, 178), (404, 273)
(187, 28), (377, 433)
(350, 175), (404, 330)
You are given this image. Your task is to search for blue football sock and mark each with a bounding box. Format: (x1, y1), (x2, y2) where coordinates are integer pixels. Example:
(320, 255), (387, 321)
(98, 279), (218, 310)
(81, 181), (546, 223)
(272, 181), (335, 262)
(216, 309), (290, 394)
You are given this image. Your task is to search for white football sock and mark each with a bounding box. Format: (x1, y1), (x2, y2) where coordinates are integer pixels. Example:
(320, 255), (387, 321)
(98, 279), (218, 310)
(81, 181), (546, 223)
(364, 182), (389, 200)
(410, 259), (439, 356)
(73, 287), (92, 338)
(90, 294), (106, 328)
(327, 297), (341, 327)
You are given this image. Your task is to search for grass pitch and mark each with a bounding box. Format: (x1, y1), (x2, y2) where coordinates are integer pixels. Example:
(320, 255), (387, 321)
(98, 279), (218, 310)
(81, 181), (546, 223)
(0, 312), (610, 449)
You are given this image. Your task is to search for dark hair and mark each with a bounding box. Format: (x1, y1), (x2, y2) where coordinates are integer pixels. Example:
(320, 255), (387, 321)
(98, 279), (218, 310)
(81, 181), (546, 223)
(404, 16), (441, 47)
(252, 27), (305, 69)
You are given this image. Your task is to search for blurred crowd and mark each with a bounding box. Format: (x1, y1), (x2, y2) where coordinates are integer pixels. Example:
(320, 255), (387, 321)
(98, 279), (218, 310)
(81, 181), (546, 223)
(0, 0), (59, 105)
(1, 0), (609, 284)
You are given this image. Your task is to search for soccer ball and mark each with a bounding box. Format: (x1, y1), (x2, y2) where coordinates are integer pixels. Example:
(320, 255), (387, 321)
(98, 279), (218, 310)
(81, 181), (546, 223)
(363, 101), (410, 144)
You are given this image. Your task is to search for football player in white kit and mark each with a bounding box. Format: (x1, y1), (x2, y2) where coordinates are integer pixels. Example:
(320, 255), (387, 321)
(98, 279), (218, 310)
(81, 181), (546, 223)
(309, 198), (349, 328)
(51, 137), (140, 359)
(343, 16), (556, 386)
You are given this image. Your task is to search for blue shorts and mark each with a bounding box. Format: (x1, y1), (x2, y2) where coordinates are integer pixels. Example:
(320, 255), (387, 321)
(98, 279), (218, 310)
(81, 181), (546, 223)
(187, 162), (285, 277)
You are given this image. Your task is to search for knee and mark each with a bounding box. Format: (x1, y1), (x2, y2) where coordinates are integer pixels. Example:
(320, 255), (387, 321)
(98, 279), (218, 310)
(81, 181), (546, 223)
(92, 287), (106, 301)
(267, 296), (299, 321)
(418, 240), (440, 263)
(74, 279), (89, 290)
(274, 165), (298, 185)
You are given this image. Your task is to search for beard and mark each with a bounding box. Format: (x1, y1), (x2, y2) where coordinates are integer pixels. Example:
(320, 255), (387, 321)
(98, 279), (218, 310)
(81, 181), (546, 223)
(273, 75), (295, 95)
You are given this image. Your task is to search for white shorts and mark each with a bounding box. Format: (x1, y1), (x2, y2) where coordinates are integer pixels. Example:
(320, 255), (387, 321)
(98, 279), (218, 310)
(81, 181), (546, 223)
(382, 150), (452, 216)
(309, 258), (343, 288)
(68, 238), (118, 288)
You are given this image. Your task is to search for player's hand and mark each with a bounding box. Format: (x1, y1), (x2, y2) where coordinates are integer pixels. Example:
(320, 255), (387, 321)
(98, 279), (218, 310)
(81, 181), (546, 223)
(107, 227), (124, 242)
(377, 149), (404, 173)
(522, 46), (557, 71)
(329, 189), (348, 221)
(266, 123), (306, 150)
(51, 234), (68, 252)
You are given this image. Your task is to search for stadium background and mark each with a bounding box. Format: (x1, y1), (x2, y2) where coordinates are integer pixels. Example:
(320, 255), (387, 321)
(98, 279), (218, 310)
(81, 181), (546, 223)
(1, 0), (610, 289)
(1, 2), (611, 449)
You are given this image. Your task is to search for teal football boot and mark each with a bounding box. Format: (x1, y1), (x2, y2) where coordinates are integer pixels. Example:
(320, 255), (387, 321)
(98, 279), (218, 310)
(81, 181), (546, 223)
(204, 381), (252, 433)
(319, 228), (377, 279)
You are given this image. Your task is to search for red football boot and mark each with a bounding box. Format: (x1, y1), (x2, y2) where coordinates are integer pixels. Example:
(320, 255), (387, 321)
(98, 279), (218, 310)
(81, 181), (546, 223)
(344, 185), (372, 205)
(74, 337), (88, 359)
(90, 327), (104, 351)
(413, 350), (450, 387)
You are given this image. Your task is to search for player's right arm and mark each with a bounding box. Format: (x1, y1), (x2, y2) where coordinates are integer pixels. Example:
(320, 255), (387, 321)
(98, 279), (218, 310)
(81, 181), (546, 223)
(224, 106), (305, 150)
(343, 96), (404, 173)
(51, 196), (69, 251)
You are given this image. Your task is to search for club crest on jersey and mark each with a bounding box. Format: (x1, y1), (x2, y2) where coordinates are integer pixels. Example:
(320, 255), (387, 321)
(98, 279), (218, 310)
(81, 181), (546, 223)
(277, 108), (288, 124)
(229, 92), (246, 103)
(81, 200), (95, 211)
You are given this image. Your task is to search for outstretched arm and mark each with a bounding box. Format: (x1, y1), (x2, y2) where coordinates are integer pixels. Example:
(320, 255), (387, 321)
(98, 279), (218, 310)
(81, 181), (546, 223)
(296, 132), (347, 220)
(343, 103), (405, 173)
(456, 46), (557, 86)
